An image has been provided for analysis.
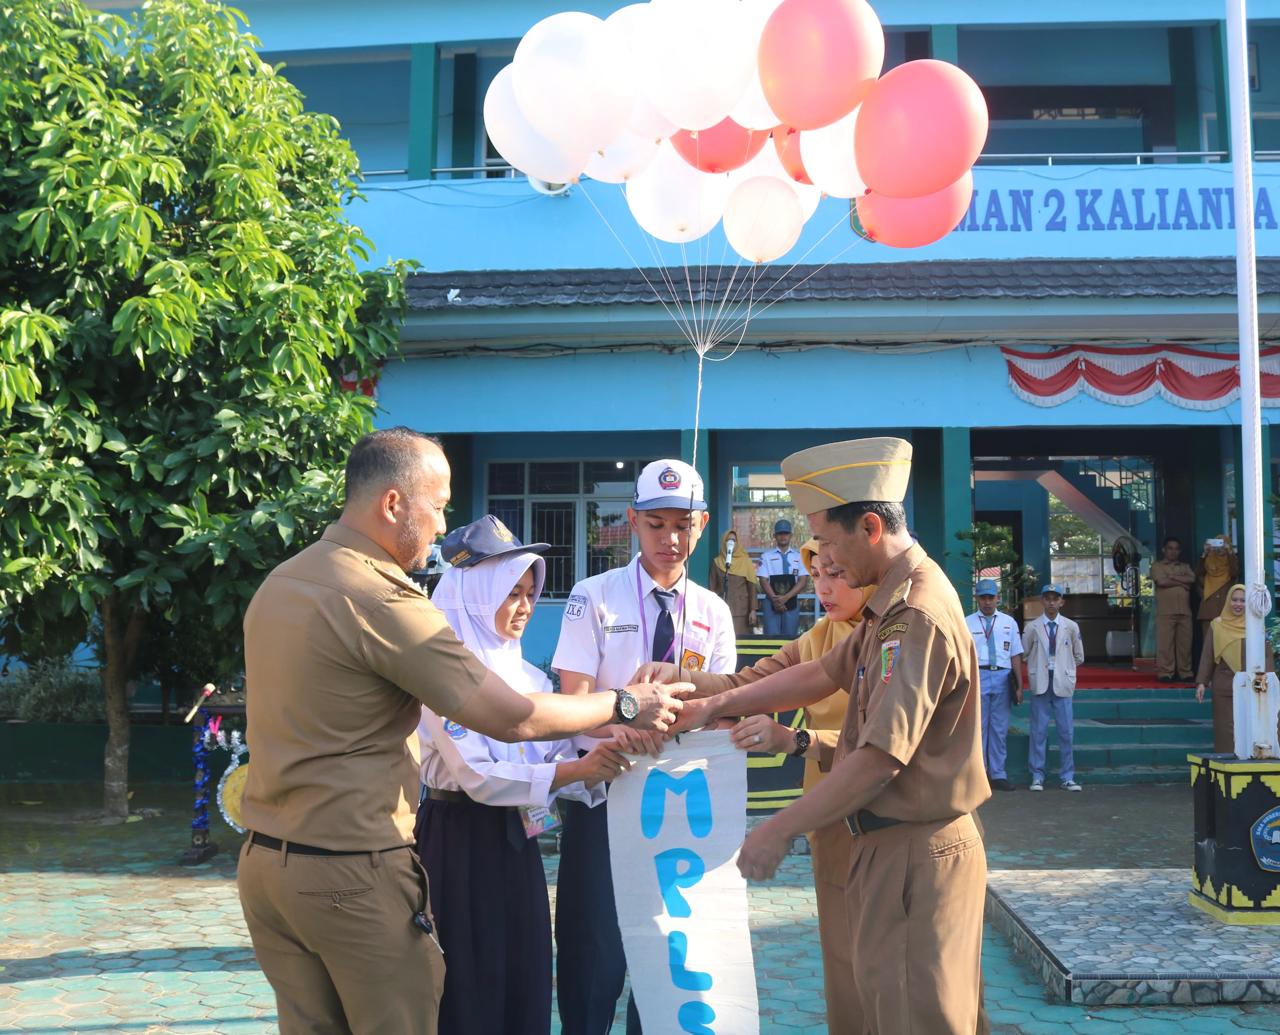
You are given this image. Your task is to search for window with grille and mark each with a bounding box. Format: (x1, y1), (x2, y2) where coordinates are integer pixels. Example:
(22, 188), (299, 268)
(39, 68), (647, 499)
(486, 460), (653, 598)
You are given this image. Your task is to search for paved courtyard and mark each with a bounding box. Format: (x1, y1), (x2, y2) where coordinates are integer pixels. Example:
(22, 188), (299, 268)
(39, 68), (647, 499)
(3, 782), (1280, 1033)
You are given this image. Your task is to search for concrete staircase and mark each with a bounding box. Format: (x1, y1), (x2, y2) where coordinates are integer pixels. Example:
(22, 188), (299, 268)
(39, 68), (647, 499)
(1003, 686), (1212, 786)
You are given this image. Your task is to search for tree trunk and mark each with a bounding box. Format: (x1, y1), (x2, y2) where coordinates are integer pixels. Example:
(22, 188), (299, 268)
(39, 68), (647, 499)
(100, 593), (147, 819)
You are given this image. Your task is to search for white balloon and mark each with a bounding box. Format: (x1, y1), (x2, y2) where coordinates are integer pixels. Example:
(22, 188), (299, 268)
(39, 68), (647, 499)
(799, 108), (867, 199)
(730, 142), (821, 221)
(512, 12), (634, 153)
(728, 0), (783, 130)
(639, 0), (755, 132)
(585, 130), (661, 183)
(483, 65), (590, 184)
(723, 176), (803, 262)
(606, 4), (678, 140)
(626, 140), (731, 244)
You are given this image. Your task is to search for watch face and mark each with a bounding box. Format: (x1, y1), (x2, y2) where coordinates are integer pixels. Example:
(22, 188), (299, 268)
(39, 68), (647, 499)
(619, 691), (640, 720)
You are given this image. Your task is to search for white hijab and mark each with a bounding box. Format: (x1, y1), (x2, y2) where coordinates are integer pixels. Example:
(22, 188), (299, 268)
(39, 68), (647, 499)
(430, 551), (550, 695)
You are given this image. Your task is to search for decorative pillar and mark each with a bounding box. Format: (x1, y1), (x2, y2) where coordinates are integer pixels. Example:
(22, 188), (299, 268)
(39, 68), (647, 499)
(406, 43), (439, 180)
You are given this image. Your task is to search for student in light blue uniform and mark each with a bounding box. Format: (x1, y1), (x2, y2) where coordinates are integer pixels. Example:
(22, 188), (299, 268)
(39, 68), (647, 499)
(964, 577), (1023, 792)
(756, 519), (808, 638)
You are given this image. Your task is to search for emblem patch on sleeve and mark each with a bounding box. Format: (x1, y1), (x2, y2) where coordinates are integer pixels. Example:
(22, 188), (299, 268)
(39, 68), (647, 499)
(880, 640), (901, 683)
(443, 720), (468, 741)
(564, 594), (588, 621)
(680, 649), (706, 672)
(877, 622), (909, 642)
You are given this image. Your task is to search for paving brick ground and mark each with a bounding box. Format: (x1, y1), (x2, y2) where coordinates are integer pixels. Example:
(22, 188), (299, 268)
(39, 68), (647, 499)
(4, 781), (1280, 1033)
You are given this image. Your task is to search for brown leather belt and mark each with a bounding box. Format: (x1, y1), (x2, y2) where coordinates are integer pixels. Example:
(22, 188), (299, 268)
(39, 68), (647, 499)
(248, 832), (408, 857)
(844, 809), (903, 837)
(425, 788), (468, 803)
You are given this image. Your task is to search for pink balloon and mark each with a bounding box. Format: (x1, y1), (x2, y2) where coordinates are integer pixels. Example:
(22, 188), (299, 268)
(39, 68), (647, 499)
(853, 170), (973, 249)
(758, 0), (884, 130)
(854, 60), (989, 199)
(671, 117), (771, 174)
(772, 126), (811, 184)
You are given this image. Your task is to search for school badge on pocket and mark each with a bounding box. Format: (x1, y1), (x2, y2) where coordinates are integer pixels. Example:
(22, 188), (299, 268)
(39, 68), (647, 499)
(880, 640), (901, 683)
(680, 648), (706, 672)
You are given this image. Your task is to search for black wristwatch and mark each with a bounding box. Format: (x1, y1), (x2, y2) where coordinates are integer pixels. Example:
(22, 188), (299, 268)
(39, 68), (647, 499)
(791, 728), (812, 757)
(612, 688), (640, 724)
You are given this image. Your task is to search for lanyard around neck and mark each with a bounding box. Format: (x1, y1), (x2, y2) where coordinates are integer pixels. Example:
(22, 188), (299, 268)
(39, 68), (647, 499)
(636, 562), (685, 664)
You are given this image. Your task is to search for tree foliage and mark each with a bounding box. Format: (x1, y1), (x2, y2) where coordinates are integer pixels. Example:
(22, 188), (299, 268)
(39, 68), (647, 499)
(0, 0), (410, 814)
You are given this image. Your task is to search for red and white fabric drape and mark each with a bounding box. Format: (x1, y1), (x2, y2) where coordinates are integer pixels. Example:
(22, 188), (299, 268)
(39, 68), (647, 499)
(1001, 345), (1280, 410)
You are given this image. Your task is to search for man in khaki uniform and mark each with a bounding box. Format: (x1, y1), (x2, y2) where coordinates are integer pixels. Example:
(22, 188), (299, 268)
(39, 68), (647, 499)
(237, 427), (683, 1035)
(1150, 536), (1195, 681)
(671, 437), (989, 1035)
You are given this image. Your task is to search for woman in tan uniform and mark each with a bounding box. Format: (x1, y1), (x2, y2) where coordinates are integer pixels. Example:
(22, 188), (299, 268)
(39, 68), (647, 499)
(683, 537), (873, 1030)
(1196, 583), (1274, 753)
(1196, 536), (1240, 641)
(708, 529), (759, 636)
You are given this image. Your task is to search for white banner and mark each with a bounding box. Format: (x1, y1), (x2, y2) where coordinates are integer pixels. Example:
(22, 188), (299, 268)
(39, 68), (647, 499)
(607, 731), (759, 1034)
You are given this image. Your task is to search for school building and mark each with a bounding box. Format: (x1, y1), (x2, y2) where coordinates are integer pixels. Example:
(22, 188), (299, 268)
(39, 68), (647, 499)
(104, 1), (1280, 780)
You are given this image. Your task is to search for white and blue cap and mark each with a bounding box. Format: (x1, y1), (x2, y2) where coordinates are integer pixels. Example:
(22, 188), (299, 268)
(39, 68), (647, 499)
(440, 514), (548, 569)
(633, 459), (706, 512)
(976, 577), (999, 597)
(1041, 584), (1064, 597)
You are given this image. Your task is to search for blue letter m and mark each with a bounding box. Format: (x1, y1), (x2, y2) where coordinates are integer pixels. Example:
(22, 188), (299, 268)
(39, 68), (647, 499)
(641, 767), (713, 839)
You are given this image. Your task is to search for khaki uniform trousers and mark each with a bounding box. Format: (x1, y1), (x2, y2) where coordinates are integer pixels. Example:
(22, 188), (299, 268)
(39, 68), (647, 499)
(1156, 613), (1193, 678)
(238, 838), (444, 1034)
(810, 822), (857, 1032)
(843, 813), (986, 1035)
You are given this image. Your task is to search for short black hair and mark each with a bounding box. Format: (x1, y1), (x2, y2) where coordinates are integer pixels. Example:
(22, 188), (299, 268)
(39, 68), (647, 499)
(345, 427), (442, 503)
(825, 501), (907, 536)
(1162, 536), (1182, 548)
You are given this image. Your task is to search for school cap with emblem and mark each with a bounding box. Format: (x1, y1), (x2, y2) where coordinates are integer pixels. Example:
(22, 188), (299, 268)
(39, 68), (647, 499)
(439, 514), (548, 569)
(780, 437), (912, 516)
(976, 578), (999, 597)
(633, 459), (707, 512)
(1041, 584), (1064, 596)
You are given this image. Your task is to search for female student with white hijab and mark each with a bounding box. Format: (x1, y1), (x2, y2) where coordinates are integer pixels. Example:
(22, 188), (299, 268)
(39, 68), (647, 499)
(415, 516), (630, 1035)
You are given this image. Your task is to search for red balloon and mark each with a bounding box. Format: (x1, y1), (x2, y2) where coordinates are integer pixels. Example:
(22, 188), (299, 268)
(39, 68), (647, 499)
(853, 170), (973, 249)
(854, 59), (989, 199)
(759, 0), (884, 131)
(671, 117), (770, 174)
(772, 126), (812, 185)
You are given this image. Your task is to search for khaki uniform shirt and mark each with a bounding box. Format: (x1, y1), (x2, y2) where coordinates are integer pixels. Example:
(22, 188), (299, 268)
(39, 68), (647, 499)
(1150, 560), (1194, 617)
(819, 544), (989, 823)
(241, 523), (489, 851)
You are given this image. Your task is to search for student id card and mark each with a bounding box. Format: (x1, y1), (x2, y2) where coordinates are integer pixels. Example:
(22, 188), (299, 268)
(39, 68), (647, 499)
(519, 801), (562, 839)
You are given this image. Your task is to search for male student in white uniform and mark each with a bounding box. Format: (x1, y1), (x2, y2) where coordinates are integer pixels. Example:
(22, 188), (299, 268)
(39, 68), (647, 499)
(1022, 584), (1085, 792)
(965, 577), (1023, 792)
(552, 459), (736, 1035)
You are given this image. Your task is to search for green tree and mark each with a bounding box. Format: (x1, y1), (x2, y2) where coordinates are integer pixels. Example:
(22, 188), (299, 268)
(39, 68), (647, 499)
(955, 521), (1037, 609)
(1048, 494), (1101, 556)
(0, 0), (409, 817)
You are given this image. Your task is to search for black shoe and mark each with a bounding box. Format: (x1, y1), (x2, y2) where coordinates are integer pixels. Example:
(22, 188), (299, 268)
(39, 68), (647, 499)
(1158, 675), (1173, 683)
(991, 778), (1016, 791)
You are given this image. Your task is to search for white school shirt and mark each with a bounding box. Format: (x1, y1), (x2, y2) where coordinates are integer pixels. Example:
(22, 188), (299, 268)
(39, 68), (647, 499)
(553, 552), (737, 711)
(965, 609), (1024, 669)
(756, 546), (805, 579)
(417, 678), (605, 809)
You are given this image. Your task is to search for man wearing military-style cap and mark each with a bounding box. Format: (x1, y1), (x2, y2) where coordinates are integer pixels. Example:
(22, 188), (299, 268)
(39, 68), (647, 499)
(671, 436), (989, 1035)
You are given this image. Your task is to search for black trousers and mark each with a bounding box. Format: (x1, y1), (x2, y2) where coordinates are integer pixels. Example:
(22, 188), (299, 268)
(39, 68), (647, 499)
(415, 797), (551, 1035)
(554, 800), (642, 1035)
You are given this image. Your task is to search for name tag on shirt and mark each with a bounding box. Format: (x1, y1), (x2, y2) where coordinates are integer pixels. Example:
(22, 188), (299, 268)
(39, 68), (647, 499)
(519, 801), (561, 839)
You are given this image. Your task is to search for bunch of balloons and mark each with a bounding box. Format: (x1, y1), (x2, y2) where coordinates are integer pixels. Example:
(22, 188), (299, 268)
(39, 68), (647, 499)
(483, 0), (988, 262)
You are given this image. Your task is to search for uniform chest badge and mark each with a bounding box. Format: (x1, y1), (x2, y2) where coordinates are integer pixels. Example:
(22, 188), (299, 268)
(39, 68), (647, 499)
(442, 720), (468, 741)
(880, 640), (901, 683)
(680, 648), (706, 672)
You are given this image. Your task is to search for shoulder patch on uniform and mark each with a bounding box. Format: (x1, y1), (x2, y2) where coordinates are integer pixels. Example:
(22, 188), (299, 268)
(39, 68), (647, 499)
(880, 640), (901, 683)
(442, 720), (467, 741)
(877, 622), (909, 641)
(564, 593), (588, 622)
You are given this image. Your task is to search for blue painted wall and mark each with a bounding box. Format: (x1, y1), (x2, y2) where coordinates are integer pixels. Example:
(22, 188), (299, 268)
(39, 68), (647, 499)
(960, 27), (1171, 87)
(975, 480), (1051, 587)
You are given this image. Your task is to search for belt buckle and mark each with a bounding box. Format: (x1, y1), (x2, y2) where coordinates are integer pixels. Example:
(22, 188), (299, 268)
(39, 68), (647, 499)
(844, 811), (864, 837)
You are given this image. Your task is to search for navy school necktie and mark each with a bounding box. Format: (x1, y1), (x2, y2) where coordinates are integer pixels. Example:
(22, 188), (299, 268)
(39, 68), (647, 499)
(1048, 620), (1058, 655)
(652, 589), (676, 663)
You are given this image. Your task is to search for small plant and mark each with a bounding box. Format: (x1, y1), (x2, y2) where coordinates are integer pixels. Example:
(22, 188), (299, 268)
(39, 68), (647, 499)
(954, 521), (1038, 610)
(0, 659), (104, 723)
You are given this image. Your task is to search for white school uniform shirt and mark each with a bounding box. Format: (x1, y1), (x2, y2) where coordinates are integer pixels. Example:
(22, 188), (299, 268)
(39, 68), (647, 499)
(965, 609), (1023, 670)
(552, 554), (737, 765)
(756, 546), (805, 579)
(1023, 613), (1085, 697)
(417, 674), (605, 809)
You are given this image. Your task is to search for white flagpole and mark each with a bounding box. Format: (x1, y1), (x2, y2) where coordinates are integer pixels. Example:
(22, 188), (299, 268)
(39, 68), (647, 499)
(1225, 0), (1277, 758)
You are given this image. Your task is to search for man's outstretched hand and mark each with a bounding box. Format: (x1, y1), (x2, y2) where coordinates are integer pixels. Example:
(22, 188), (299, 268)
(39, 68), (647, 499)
(623, 682), (693, 733)
(737, 820), (788, 881)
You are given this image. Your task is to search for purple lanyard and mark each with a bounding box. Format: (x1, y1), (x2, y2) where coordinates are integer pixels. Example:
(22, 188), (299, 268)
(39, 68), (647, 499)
(636, 563), (686, 664)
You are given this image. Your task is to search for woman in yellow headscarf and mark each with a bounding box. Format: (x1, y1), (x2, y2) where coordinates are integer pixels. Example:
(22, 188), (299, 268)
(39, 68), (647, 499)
(1195, 583), (1274, 752)
(708, 529), (759, 637)
(642, 537), (874, 1031)
(1196, 534), (1240, 640)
